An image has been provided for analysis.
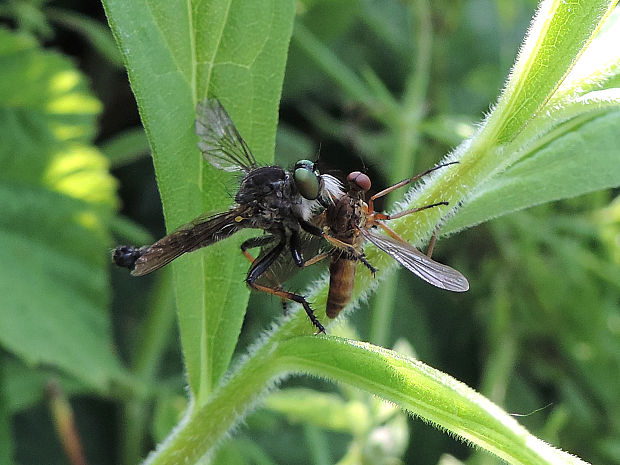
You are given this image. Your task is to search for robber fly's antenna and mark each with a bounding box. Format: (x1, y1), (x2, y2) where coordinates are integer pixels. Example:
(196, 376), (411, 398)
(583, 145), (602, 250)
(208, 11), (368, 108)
(315, 142), (323, 163)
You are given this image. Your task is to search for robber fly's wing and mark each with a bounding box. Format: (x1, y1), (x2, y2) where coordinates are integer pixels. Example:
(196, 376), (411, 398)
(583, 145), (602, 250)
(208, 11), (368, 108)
(131, 205), (254, 276)
(361, 228), (469, 292)
(195, 98), (258, 173)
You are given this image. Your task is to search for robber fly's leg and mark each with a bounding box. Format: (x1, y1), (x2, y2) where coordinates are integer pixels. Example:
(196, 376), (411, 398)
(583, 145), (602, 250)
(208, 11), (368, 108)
(359, 256), (377, 276)
(367, 161), (459, 213)
(302, 217), (374, 272)
(376, 222), (409, 243)
(289, 228), (332, 269)
(299, 219), (323, 237)
(240, 234), (278, 263)
(289, 230), (305, 267)
(246, 238), (325, 334)
(302, 251), (331, 267)
(241, 234), (287, 308)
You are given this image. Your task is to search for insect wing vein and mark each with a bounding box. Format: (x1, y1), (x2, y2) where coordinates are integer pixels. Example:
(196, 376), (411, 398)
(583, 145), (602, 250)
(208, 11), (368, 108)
(196, 98), (257, 173)
(361, 228), (469, 292)
(132, 206), (253, 276)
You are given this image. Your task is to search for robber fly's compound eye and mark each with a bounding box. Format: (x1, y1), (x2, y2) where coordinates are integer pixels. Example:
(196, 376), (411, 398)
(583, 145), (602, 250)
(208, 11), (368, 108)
(293, 159), (320, 200)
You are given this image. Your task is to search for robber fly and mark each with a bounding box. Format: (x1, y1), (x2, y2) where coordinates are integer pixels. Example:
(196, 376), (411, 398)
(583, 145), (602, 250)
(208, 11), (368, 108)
(113, 98), (342, 332)
(320, 164), (469, 318)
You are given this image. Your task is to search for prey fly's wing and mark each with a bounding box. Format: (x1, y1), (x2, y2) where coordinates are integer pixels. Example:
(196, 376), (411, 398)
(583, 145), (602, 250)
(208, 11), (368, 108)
(361, 228), (469, 292)
(196, 98), (258, 173)
(126, 205), (254, 276)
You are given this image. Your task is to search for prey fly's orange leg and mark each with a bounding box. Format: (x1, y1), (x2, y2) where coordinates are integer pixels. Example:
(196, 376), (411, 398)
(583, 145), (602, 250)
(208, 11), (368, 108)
(321, 230), (377, 275)
(366, 162), (459, 214)
(365, 161), (459, 257)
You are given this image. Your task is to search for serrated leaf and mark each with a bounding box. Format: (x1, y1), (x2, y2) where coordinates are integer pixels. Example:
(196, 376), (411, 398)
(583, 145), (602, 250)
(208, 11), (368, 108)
(102, 0), (296, 401)
(0, 28), (123, 389)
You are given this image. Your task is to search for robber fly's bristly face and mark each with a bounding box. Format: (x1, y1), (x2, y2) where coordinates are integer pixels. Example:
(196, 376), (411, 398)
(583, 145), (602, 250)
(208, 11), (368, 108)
(113, 98), (342, 333)
(323, 167), (469, 319)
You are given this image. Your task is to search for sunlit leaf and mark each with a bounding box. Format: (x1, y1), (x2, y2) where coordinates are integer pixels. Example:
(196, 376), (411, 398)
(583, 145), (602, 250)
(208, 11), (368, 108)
(0, 29), (123, 390)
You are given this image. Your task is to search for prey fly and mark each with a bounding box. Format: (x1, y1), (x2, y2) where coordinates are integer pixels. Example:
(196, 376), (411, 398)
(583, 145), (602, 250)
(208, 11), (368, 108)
(318, 164), (469, 318)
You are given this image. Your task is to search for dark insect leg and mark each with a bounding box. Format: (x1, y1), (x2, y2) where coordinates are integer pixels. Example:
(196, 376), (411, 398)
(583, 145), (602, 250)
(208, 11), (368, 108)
(299, 219), (324, 237)
(240, 234), (278, 262)
(359, 254), (377, 275)
(240, 234), (286, 307)
(290, 229), (331, 268)
(289, 229), (304, 267)
(246, 238), (325, 334)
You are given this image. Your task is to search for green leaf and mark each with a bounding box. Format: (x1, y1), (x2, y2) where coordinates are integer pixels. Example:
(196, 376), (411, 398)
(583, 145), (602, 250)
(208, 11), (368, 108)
(488, 0), (617, 146)
(276, 337), (588, 465)
(444, 110), (620, 234)
(3, 358), (84, 415)
(102, 0), (296, 401)
(0, 28), (124, 390)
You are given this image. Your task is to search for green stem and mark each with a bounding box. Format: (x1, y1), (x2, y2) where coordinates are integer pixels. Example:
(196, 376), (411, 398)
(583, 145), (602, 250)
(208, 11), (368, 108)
(143, 342), (279, 465)
(145, 336), (588, 465)
(122, 271), (176, 465)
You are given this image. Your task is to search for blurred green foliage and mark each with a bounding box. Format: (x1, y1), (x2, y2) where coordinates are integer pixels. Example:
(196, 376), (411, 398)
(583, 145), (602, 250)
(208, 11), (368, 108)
(1, 1), (619, 465)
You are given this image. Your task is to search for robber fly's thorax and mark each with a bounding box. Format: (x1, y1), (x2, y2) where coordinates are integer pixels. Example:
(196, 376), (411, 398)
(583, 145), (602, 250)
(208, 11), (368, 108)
(234, 166), (297, 228)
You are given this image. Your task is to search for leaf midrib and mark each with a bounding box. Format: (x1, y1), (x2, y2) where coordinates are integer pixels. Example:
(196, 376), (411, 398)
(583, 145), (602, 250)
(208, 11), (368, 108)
(191, 0), (234, 398)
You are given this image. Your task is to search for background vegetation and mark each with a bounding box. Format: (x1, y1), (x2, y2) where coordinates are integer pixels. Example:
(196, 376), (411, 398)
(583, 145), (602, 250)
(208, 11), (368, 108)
(1, 1), (619, 465)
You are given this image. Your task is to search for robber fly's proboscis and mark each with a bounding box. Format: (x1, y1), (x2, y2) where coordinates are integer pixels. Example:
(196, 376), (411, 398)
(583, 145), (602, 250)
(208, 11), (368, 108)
(319, 164), (469, 318)
(113, 98), (342, 333)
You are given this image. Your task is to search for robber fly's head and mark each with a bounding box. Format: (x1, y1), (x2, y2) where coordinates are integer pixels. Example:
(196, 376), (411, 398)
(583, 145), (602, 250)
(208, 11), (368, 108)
(293, 159), (321, 200)
(293, 160), (344, 211)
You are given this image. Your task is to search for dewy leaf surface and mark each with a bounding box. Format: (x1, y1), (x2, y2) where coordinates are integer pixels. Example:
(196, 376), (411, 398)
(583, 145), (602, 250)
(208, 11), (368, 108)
(0, 29), (123, 389)
(102, 0), (296, 400)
